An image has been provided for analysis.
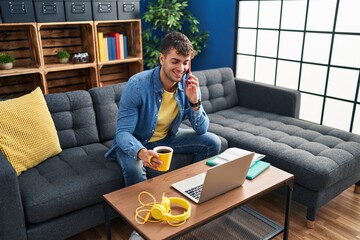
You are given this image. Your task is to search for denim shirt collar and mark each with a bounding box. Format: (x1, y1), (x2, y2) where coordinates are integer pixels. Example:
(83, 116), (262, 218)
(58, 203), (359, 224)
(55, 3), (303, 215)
(152, 66), (185, 93)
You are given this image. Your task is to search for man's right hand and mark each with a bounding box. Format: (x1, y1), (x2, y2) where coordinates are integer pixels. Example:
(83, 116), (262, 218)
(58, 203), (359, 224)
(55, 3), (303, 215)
(137, 148), (163, 170)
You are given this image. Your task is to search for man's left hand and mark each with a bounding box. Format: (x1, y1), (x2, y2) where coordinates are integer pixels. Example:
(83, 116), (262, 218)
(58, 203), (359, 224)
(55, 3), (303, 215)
(185, 73), (199, 104)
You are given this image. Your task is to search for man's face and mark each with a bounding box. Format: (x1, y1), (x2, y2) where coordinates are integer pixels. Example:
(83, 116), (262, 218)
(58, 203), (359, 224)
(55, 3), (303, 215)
(159, 48), (191, 84)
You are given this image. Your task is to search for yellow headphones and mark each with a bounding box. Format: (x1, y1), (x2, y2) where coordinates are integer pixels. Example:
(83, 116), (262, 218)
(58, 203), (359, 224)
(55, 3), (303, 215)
(135, 191), (191, 226)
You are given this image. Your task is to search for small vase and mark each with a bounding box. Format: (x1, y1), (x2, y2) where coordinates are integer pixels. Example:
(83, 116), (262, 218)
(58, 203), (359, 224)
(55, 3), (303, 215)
(0, 62), (13, 70)
(59, 58), (69, 64)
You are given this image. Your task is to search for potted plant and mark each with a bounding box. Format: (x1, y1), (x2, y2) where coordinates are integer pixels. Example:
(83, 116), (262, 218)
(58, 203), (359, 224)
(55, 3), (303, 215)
(56, 50), (70, 64)
(0, 53), (15, 70)
(142, 0), (209, 69)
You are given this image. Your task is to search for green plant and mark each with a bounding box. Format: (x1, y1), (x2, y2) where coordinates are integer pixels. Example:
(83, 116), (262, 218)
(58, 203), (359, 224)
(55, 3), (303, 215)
(0, 53), (15, 64)
(56, 50), (70, 59)
(142, 0), (209, 69)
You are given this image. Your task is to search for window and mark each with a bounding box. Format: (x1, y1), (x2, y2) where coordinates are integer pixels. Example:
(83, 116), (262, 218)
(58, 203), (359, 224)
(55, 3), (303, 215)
(235, 0), (360, 133)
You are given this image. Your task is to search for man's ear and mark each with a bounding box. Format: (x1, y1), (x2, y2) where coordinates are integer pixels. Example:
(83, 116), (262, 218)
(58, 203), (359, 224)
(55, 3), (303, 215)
(159, 53), (165, 65)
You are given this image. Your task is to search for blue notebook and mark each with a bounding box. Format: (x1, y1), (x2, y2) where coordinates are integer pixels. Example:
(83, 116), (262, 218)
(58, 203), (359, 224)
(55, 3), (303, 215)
(246, 160), (270, 180)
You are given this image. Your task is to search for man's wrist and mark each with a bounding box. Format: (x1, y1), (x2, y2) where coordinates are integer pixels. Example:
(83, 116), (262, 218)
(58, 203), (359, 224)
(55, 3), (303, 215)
(189, 100), (201, 108)
(137, 148), (147, 160)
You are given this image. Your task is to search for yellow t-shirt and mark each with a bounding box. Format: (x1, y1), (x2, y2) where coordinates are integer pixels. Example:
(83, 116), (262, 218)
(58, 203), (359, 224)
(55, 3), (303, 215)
(149, 90), (179, 142)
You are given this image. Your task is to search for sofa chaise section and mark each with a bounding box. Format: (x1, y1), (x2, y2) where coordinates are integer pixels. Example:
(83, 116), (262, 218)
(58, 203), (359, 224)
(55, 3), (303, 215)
(184, 67), (360, 227)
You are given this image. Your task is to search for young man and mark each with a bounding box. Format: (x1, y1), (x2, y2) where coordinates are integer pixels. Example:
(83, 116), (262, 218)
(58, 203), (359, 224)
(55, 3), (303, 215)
(105, 31), (221, 187)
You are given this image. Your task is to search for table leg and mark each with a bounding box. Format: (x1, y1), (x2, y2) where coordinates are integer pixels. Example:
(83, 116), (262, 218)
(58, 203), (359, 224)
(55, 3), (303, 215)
(103, 201), (112, 240)
(283, 179), (294, 240)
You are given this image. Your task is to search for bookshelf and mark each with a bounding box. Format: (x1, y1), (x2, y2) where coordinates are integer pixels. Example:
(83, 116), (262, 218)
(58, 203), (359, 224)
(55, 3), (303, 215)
(0, 20), (143, 99)
(94, 20), (143, 86)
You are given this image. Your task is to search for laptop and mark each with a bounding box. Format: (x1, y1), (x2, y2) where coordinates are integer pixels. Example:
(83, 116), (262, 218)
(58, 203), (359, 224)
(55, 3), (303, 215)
(171, 152), (254, 204)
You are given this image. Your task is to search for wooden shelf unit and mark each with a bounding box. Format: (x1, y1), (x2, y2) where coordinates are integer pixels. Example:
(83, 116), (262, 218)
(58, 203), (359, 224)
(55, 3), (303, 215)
(37, 21), (96, 67)
(94, 20), (143, 86)
(0, 20), (143, 98)
(45, 67), (98, 94)
(0, 23), (45, 98)
(0, 23), (42, 70)
(37, 21), (98, 93)
(0, 73), (44, 99)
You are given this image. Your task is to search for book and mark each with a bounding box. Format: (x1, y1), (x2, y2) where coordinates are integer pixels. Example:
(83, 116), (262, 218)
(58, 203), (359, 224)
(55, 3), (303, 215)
(119, 33), (124, 59)
(123, 35), (128, 58)
(107, 36), (116, 60)
(111, 36), (117, 60)
(246, 161), (270, 180)
(102, 36), (109, 61)
(206, 147), (269, 180)
(206, 147), (265, 167)
(97, 32), (106, 62)
(107, 37), (112, 60)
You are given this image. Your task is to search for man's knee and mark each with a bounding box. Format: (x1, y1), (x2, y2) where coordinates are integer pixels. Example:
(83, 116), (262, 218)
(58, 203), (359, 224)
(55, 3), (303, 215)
(204, 132), (221, 155)
(115, 149), (146, 185)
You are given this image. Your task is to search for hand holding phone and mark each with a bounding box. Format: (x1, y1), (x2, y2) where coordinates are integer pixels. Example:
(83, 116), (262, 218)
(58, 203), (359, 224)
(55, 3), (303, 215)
(185, 59), (199, 104)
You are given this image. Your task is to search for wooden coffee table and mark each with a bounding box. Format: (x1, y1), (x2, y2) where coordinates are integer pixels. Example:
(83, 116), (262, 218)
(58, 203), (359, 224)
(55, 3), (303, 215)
(103, 160), (294, 240)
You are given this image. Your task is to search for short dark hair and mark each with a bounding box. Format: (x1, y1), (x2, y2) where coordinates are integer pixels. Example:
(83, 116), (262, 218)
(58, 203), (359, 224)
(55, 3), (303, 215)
(160, 31), (195, 58)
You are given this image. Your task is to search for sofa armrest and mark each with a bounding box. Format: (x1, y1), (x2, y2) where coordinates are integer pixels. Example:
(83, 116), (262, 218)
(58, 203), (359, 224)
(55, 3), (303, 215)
(0, 152), (27, 240)
(235, 78), (301, 118)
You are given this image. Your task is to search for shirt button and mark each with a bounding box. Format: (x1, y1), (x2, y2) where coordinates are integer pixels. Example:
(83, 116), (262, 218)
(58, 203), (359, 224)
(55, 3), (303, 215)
(152, 129), (154, 132)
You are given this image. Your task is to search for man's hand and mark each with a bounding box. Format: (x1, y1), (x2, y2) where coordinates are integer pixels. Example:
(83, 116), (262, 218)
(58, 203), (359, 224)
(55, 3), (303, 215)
(185, 73), (199, 104)
(137, 148), (162, 170)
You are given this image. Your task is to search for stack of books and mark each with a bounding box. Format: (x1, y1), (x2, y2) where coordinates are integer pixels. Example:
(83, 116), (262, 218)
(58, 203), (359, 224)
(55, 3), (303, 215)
(97, 32), (128, 62)
(206, 147), (270, 180)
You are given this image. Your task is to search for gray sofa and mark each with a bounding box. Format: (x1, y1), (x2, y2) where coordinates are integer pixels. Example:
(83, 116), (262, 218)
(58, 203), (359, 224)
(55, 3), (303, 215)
(0, 67), (359, 239)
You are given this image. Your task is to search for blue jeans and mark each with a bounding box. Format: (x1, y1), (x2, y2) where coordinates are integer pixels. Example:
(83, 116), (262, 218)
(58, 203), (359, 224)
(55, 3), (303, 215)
(115, 129), (221, 186)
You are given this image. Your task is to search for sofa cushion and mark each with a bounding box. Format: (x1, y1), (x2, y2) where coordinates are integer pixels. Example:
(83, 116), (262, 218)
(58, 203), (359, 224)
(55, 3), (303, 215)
(186, 106), (360, 192)
(193, 67), (238, 114)
(45, 90), (99, 149)
(89, 83), (125, 142)
(0, 88), (62, 176)
(18, 143), (124, 223)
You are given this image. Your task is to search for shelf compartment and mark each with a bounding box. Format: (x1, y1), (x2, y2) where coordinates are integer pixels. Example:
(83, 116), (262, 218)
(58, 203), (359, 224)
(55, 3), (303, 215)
(38, 22), (96, 67)
(0, 67), (42, 77)
(97, 56), (143, 66)
(94, 20), (143, 64)
(0, 73), (44, 99)
(44, 62), (96, 73)
(45, 67), (97, 93)
(98, 61), (142, 86)
(0, 23), (41, 71)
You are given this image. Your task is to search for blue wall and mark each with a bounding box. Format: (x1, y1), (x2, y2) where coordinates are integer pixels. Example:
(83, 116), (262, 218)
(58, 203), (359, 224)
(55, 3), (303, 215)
(187, 1), (236, 71)
(140, 0), (236, 71)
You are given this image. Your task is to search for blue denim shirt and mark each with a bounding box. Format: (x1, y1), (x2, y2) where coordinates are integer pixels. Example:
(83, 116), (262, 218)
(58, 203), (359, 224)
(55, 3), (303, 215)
(105, 66), (209, 160)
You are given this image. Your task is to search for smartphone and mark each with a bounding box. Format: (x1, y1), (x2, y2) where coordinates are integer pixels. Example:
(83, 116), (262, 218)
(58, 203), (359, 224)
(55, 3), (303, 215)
(188, 60), (191, 74)
(186, 60), (192, 81)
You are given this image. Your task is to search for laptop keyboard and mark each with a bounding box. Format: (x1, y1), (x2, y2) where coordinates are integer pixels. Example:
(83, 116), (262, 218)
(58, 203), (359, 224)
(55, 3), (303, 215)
(185, 184), (203, 200)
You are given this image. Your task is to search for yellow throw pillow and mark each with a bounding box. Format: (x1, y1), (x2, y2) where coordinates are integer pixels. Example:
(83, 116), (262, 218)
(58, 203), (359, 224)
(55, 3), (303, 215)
(0, 87), (62, 176)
